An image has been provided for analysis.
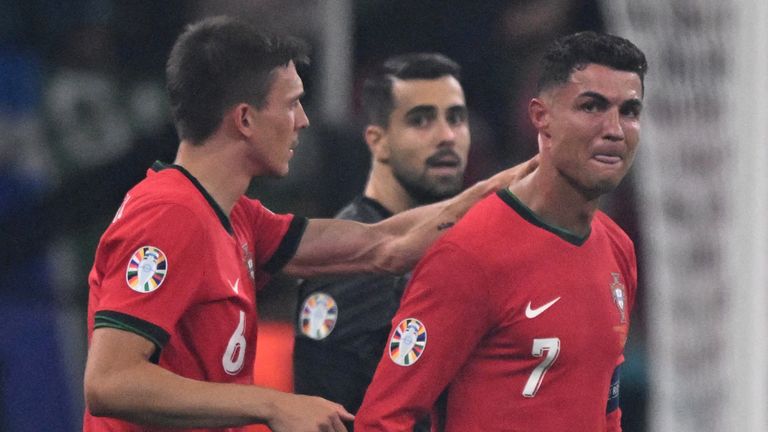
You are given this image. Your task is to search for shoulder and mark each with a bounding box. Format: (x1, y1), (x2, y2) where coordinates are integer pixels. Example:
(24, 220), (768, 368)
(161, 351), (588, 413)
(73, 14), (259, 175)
(439, 193), (511, 245)
(416, 225), (494, 287)
(232, 195), (270, 219)
(335, 196), (390, 223)
(123, 168), (208, 217)
(593, 211), (637, 289)
(231, 195), (296, 230)
(107, 172), (212, 245)
(594, 211), (634, 249)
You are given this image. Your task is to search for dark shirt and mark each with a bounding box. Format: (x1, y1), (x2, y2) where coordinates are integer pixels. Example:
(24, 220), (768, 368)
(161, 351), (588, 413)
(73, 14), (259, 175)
(293, 196), (428, 431)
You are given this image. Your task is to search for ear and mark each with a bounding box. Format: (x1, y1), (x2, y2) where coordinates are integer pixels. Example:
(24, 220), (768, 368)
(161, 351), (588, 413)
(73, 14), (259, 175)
(364, 125), (390, 162)
(528, 98), (551, 138)
(232, 103), (255, 138)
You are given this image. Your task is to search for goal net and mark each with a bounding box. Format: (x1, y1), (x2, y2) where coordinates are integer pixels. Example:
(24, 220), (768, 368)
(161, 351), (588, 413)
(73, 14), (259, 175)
(599, 1), (768, 431)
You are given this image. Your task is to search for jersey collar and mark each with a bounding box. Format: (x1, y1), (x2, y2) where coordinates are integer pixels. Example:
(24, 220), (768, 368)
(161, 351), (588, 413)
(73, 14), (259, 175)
(151, 161), (234, 235)
(497, 189), (589, 246)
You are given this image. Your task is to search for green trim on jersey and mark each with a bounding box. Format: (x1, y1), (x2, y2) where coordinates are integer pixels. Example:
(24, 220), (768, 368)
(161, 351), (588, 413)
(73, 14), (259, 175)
(94, 310), (170, 364)
(497, 189), (589, 246)
(152, 161), (234, 235)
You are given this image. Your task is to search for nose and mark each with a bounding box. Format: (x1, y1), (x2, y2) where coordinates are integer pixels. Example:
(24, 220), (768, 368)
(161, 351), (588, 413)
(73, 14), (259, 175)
(603, 108), (624, 142)
(296, 102), (310, 130)
(436, 118), (457, 146)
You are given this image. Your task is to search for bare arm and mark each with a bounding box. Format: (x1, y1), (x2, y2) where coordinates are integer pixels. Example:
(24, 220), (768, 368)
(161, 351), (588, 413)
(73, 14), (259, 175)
(84, 328), (353, 431)
(283, 155), (538, 278)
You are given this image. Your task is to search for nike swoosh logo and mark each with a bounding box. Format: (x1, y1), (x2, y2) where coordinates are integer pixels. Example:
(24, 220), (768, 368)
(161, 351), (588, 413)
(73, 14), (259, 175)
(228, 278), (239, 294)
(525, 297), (561, 319)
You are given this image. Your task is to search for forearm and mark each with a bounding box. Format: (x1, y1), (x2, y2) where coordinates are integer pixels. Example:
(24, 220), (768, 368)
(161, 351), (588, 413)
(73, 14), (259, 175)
(284, 202), (459, 278)
(86, 328), (353, 430)
(86, 359), (279, 428)
(284, 157), (538, 278)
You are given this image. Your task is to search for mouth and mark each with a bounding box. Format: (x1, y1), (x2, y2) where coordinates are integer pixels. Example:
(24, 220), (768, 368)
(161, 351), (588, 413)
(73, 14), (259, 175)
(592, 154), (622, 164)
(426, 151), (462, 170)
(426, 155), (462, 177)
(591, 145), (625, 165)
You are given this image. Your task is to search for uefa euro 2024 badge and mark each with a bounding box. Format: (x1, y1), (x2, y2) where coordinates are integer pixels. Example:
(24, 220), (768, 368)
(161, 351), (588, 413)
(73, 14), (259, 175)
(126, 246), (168, 293)
(299, 292), (339, 340)
(389, 318), (427, 366)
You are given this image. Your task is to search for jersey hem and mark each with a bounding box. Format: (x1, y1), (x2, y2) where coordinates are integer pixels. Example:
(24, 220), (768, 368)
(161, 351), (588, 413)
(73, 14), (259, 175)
(264, 215), (308, 274)
(94, 310), (170, 364)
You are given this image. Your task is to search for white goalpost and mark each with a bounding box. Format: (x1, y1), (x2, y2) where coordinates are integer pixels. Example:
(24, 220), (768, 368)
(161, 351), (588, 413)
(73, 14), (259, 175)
(599, 1), (768, 431)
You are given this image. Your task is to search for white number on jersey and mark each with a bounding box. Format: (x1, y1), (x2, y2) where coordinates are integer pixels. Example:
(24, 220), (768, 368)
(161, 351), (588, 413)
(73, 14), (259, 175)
(522, 337), (560, 397)
(222, 311), (246, 375)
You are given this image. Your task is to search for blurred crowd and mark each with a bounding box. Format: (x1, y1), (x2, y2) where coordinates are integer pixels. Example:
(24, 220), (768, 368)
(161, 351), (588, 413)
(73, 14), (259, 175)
(0, 1), (646, 431)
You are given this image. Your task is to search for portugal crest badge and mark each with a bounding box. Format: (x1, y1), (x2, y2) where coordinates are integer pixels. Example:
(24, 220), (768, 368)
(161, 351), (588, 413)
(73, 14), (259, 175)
(126, 246), (167, 293)
(610, 272), (627, 323)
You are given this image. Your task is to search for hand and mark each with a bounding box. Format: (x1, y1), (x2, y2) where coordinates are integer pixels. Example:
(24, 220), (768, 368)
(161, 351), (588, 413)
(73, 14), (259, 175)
(488, 154), (539, 192)
(268, 393), (354, 432)
(472, 154), (539, 197)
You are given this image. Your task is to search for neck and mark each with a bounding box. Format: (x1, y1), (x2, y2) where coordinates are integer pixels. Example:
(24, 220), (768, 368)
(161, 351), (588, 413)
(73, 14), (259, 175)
(362, 161), (418, 214)
(174, 136), (251, 216)
(509, 167), (600, 238)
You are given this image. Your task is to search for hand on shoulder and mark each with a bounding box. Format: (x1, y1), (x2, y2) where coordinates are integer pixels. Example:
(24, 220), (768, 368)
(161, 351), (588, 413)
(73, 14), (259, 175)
(468, 154), (540, 198)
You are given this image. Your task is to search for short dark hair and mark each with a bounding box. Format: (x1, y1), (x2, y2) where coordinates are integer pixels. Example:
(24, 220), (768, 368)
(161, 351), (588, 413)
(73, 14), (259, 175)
(166, 16), (310, 144)
(537, 31), (647, 94)
(362, 53), (462, 127)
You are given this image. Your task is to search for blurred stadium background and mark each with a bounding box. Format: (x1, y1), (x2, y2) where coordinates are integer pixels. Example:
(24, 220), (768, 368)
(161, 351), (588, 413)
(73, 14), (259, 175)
(0, 1), (765, 431)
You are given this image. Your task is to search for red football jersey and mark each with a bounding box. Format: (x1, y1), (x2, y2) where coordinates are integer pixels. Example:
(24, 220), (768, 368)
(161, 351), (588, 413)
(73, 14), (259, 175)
(355, 190), (636, 432)
(85, 163), (305, 432)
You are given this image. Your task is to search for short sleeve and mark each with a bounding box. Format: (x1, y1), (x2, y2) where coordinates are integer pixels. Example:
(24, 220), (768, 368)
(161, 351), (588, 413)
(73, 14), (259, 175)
(91, 203), (207, 351)
(231, 197), (306, 274)
(355, 241), (493, 431)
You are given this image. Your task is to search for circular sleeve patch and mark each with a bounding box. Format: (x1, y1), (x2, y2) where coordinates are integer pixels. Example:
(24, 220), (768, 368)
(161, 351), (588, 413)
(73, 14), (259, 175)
(389, 318), (427, 366)
(126, 246), (168, 293)
(298, 292), (338, 340)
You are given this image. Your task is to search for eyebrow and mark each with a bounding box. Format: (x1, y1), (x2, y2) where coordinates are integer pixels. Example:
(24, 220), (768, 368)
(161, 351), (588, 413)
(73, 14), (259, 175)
(447, 105), (468, 115)
(404, 105), (437, 118)
(621, 98), (643, 111)
(578, 91), (609, 104)
(578, 91), (642, 108)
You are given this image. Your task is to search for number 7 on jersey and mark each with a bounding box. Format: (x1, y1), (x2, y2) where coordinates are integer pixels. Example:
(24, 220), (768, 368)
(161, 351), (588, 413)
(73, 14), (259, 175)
(522, 337), (561, 397)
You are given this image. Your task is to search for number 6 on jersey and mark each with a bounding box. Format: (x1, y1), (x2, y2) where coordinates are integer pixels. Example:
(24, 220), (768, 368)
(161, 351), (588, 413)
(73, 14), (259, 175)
(522, 337), (560, 397)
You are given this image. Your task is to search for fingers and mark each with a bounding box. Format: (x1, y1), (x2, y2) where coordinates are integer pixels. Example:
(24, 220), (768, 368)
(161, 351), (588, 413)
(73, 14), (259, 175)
(497, 153), (540, 188)
(331, 414), (349, 432)
(268, 394), (355, 432)
(336, 404), (355, 422)
(330, 402), (353, 431)
(522, 153), (540, 176)
(510, 154), (539, 180)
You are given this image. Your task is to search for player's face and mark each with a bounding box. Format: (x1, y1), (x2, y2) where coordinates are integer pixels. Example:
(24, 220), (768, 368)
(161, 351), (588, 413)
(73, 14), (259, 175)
(538, 63), (642, 199)
(382, 76), (470, 203)
(248, 61), (309, 177)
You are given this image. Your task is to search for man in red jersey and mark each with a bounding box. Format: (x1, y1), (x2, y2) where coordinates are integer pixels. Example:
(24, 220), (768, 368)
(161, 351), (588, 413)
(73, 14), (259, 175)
(82, 16), (536, 432)
(355, 31), (646, 432)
